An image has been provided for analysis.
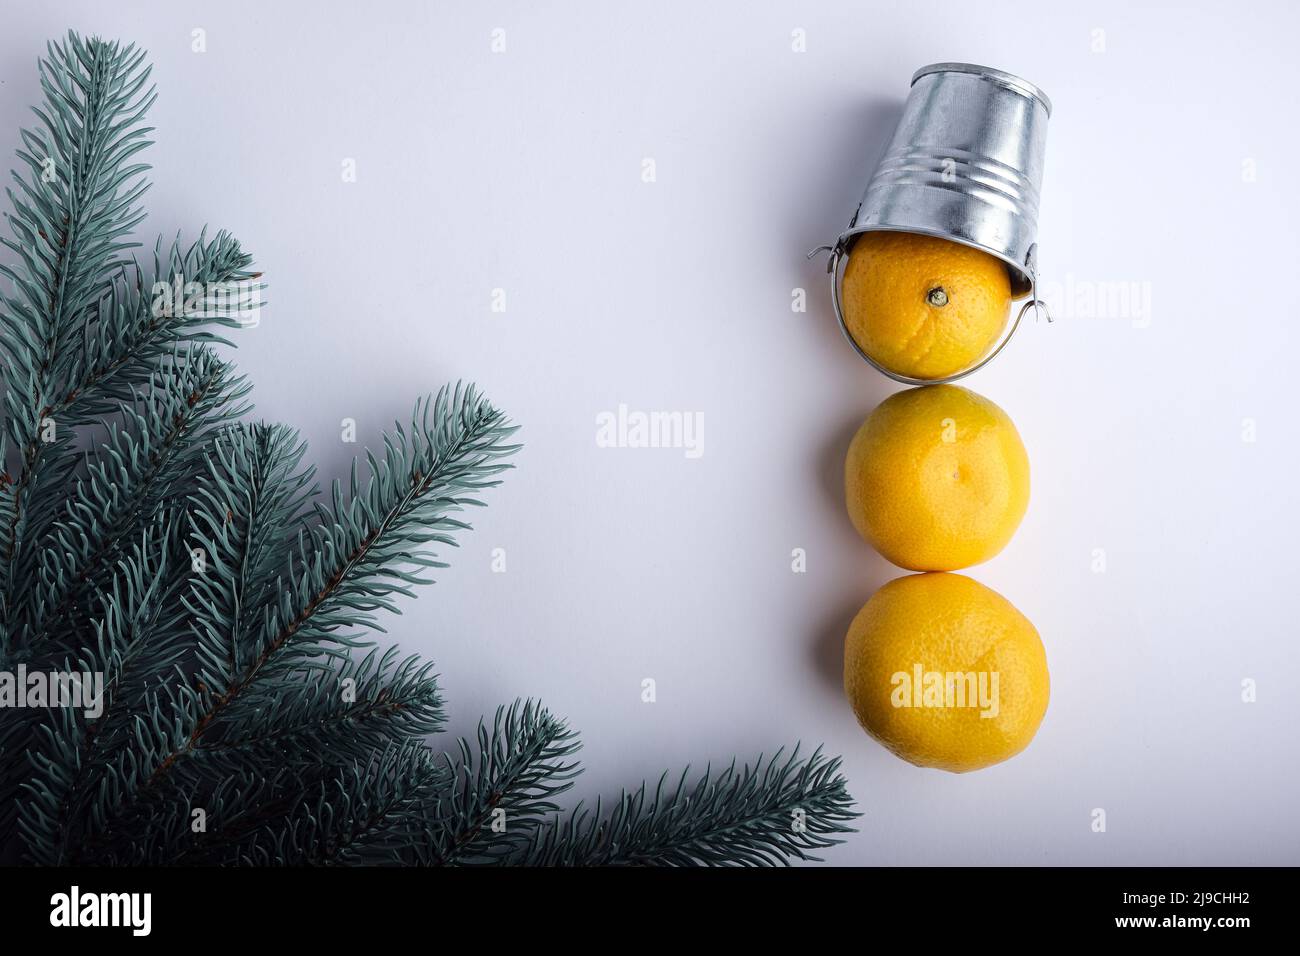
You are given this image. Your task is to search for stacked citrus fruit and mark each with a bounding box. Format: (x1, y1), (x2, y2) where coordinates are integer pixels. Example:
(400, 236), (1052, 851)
(838, 232), (1048, 773)
(842, 232), (1012, 381)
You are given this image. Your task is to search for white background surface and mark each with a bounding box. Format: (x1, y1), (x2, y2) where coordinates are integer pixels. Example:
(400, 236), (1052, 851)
(3, 0), (1297, 865)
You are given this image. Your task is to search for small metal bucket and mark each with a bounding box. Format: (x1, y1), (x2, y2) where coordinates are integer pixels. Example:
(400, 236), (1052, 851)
(811, 63), (1053, 385)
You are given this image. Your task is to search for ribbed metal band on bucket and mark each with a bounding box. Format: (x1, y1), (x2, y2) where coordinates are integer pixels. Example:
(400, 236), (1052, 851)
(866, 146), (1041, 229)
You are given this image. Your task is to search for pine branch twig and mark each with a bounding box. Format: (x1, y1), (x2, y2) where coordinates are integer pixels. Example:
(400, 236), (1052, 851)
(0, 34), (156, 633)
(415, 699), (581, 865)
(514, 747), (859, 866)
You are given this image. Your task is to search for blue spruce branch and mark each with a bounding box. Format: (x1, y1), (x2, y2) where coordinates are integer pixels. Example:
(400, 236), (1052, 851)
(0, 33), (860, 867)
(57, 231), (257, 424)
(513, 747), (859, 866)
(21, 347), (251, 645)
(0, 34), (155, 635)
(413, 699), (582, 865)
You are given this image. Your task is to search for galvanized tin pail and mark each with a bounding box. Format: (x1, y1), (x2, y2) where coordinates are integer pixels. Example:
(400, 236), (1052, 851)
(812, 63), (1053, 385)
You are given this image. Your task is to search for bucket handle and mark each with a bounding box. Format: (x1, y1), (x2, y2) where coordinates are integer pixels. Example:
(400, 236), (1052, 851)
(806, 240), (1052, 387)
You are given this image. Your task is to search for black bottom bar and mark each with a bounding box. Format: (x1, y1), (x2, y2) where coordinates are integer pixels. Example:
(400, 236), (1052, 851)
(6, 865), (1281, 940)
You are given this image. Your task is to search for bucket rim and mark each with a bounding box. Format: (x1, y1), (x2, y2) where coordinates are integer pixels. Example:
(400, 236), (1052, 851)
(911, 62), (1052, 118)
(835, 223), (1035, 297)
